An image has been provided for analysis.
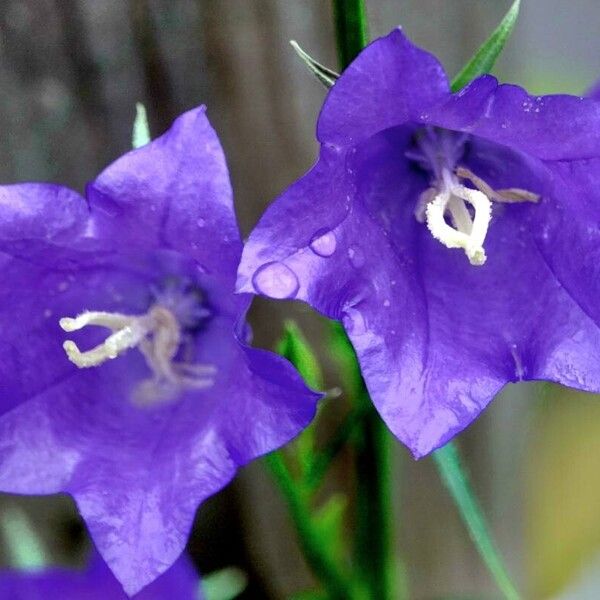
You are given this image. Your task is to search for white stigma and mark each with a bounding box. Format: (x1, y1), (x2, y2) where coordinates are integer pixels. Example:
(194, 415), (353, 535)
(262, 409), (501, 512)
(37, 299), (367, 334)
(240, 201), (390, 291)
(59, 306), (216, 404)
(425, 169), (492, 266)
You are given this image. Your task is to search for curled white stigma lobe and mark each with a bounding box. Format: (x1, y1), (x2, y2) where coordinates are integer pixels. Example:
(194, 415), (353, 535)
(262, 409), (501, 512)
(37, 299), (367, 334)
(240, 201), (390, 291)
(421, 167), (539, 266)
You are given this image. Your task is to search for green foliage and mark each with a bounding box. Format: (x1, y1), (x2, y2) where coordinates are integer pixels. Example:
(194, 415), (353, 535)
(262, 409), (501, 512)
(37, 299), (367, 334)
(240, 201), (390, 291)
(201, 567), (248, 600)
(276, 320), (324, 391)
(0, 507), (46, 571)
(451, 0), (521, 92)
(311, 494), (348, 566)
(276, 320), (325, 477)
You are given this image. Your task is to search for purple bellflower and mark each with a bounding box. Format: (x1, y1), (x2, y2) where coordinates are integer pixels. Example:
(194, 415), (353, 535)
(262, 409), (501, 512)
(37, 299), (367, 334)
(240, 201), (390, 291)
(0, 107), (319, 595)
(237, 29), (600, 458)
(0, 550), (201, 600)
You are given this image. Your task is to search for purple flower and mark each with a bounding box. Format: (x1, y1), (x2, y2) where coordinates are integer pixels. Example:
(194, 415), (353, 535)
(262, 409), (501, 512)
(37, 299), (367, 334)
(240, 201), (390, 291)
(0, 550), (200, 600)
(0, 107), (319, 594)
(237, 29), (600, 458)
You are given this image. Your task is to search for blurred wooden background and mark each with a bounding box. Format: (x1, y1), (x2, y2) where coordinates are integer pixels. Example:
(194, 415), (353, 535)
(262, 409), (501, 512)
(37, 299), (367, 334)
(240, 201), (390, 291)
(0, 1), (599, 598)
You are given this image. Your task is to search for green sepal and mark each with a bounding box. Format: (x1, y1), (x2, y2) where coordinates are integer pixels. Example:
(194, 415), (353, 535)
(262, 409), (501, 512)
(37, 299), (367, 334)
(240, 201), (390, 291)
(132, 102), (151, 148)
(451, 0), (521, 92)
(290, 41), (339, 90)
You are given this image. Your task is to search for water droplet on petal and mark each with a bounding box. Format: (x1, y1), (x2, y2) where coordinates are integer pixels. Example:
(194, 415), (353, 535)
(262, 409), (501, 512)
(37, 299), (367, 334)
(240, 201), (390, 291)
(196, 218), (206, 227)
(252, 261), (299, 299)
(342, 307), (367, 335)
(383, 299), (390, 307)
(309, 228), (337, 257)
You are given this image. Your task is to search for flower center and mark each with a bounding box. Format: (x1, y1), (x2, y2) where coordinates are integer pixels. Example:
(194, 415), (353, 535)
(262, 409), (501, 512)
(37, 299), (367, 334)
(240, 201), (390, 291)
(408, 128), (540, 266)
(59, 286), (216, 405)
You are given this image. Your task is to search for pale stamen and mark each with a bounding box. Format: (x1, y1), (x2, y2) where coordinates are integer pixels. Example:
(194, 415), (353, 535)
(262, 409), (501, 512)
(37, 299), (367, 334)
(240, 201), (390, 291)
(59, 306), (216, 401)
(455, 166), (540, 204)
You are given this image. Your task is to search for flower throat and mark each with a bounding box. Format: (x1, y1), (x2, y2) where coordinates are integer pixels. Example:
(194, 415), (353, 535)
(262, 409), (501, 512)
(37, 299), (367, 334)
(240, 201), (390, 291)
(59, 279), (216, 405)
(407, 127), (539, 265)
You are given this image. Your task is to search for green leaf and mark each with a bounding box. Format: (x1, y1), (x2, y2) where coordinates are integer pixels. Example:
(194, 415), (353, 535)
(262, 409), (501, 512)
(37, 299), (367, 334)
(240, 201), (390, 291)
(201, 567), (247, 600)
(276, 320), (324, 391)
(451, 0), (521, 92)
(132, 102), (151, 149)
(276, 320), (324, 477)
(311, 493), (348, 565)
(0, 507), (46, 570)
(433, 442), (521, 600)
(265, 452), (358, 600)
(290, 41), (339, 89)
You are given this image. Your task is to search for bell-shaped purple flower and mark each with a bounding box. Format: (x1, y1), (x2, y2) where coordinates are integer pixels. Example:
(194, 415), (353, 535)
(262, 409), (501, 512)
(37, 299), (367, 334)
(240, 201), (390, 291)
(0, 107), (319, 595)
(0, 550), (200, 599)
(237, 29), (600, 458)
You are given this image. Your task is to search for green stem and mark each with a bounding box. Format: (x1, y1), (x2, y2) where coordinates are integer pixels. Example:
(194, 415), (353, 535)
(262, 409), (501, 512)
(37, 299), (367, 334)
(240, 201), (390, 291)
(332, 0), (369, 70)
(306, 405), (367, 491)
(433, 442), (521, 600)
(265, 453), (358, 600)
(353, 392), (393, 600)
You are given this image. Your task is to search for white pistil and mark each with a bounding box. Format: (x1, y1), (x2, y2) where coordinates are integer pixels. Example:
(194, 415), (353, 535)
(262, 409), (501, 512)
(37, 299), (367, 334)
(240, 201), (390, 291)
(59, 306), (216, 402)
(425, 170), (492, 266)
(60, 312), (149, 367)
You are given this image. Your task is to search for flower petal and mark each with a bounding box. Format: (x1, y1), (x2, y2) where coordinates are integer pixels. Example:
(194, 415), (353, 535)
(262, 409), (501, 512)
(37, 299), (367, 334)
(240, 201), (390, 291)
(316, 28), (449, 148)
(0, 183), (88, 243)
(0, 549), (200, 599)
(529, 159), (600, 331)
(424, 75), (600, 160)
(87, 107), (241, 279)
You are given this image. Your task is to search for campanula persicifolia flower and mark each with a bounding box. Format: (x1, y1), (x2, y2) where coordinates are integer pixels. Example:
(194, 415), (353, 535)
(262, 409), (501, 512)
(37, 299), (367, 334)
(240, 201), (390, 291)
(0, 550), (200, 600)
(237, 29), (600, 458)
(0, 107), (319, 594)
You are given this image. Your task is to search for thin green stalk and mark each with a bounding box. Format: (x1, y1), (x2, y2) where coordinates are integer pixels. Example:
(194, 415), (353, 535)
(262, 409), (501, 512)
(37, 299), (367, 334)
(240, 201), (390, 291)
(265, 453), (358, 600)
(332, 0), (369, 70)
(433, 442), (521, 600)
(353, 391), (393, 600)
(306, 405), (367, 491)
